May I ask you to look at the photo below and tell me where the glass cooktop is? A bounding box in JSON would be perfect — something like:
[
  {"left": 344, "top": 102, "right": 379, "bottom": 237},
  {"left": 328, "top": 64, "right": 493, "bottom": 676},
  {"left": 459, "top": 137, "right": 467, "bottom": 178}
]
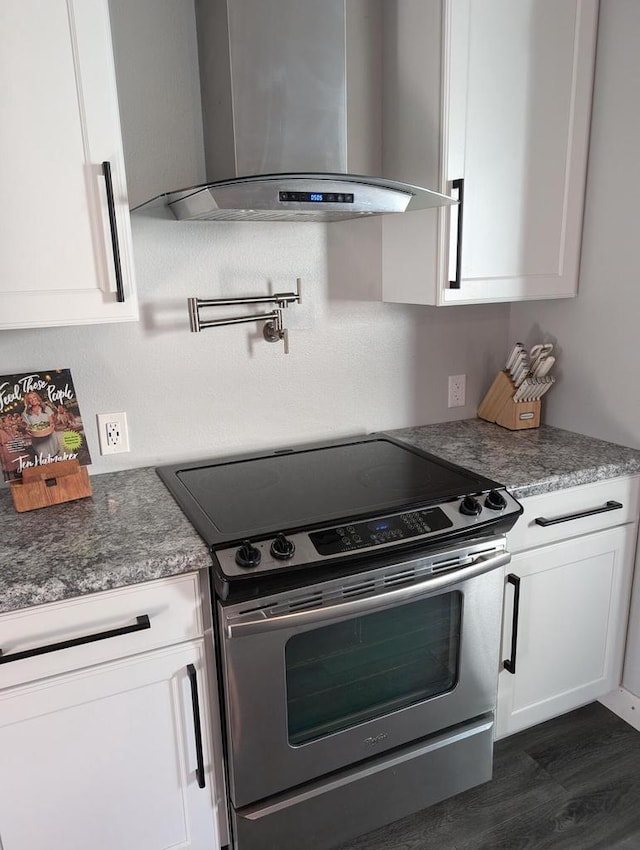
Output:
[{"left": 157, "top": 436, "right": 498, "bottom": 547}]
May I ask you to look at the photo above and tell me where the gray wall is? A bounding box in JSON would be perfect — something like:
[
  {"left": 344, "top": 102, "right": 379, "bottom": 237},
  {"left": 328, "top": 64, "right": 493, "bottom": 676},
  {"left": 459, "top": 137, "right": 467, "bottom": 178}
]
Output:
[
  {"left": 509, "top": 0, "right": 640, "bottom": 451},
  {"left": 0, "top": 0, "right": 509, "bottom": 476}
]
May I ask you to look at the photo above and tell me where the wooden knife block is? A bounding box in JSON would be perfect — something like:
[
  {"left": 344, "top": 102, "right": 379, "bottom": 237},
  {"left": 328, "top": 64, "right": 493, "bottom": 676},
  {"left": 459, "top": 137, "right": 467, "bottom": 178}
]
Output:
[
  {"left": 477, "top": 370, "right": 541, "bottom": 431},
  {"left": 9, "top": 459, "right": 92, "bottom": 512}
]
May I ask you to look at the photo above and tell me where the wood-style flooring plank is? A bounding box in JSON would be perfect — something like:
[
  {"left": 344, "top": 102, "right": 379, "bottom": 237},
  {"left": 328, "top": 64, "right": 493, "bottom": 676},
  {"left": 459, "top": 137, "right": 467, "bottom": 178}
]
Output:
[
  {"left": 335, "top": 703, "right": 640, "bottom": 850},
  {"left": 458, "top": 778, "right": 640, "bottom": 850},
  {"left": 519, "top": 704, "right": 640, "bottom": 793}
]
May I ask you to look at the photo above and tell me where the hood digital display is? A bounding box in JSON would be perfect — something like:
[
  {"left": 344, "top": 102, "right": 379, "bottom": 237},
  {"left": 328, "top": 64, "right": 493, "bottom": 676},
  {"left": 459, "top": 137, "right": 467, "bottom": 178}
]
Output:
[{"left": 279, "top": 191, "right": 354, "bottom": 204}]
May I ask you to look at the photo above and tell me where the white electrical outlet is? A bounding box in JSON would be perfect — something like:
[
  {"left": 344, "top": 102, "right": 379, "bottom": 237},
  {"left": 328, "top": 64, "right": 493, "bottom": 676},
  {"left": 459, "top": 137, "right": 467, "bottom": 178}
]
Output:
[
  {"left": 97, "top": 412, "right": 130, "bottom": 455},
  {"left": 448, "top": 374, "right": 466, "bottom": 408}
]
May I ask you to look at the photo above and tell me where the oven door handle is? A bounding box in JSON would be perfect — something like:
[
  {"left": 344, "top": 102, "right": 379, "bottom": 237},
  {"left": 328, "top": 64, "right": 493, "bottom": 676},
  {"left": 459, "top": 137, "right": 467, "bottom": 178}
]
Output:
[{"left": 224, "top": 550, "right": 511, "bottom": 638}]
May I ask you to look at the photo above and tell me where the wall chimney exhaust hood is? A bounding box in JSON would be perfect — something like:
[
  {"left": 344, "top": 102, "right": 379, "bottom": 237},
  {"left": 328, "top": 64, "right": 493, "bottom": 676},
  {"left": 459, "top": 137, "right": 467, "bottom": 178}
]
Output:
[{"left": 136, "top": 0, "right": 455, "bottom": 223}]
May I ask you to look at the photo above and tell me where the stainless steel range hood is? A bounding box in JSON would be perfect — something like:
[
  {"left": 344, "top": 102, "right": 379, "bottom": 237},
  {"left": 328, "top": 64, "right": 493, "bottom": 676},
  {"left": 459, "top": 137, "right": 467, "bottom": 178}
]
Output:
[{"left": 136, "top": 0, "right": 454, "bottom": 222}]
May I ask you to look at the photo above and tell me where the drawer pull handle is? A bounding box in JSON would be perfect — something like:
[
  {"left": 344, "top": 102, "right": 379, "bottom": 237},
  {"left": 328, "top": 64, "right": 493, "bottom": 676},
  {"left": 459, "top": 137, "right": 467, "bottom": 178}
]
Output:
[
  {"left": 503, "top": 574, "right": 521, "bottom": 675},
  {"left": 534, "top": 500, "right": 623, "bottom": 527},
  {"left": 102, "top": 160, "right": 125, "bottom": 303},
  {"left": 187, "top": 664, "right": 206, "bottom": 789},
  {"left": 449, "top": 177, "right": 465, "bottom": 289},
  {"left": 0, "top": 614, "right": 151, "bottom": 664}
]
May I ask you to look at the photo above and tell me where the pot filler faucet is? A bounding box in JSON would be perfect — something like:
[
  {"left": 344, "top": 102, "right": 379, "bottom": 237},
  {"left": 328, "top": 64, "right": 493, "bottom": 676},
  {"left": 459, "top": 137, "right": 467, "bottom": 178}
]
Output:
[{"left": 187, "top": 278, "right": 302, "bottom": 354}]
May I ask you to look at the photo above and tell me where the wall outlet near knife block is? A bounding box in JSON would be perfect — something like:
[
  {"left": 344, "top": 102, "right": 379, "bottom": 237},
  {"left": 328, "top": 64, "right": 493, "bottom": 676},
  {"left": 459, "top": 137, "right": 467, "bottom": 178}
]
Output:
[{"left": 478, "top": 342, "right": 556, "bottom": 431}]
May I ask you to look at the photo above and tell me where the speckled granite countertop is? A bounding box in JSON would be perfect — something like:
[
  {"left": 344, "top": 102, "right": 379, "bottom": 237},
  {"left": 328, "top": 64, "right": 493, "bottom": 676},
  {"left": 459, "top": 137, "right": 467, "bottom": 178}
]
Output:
[
  {"left": 2, "top": 420, "right": 640, "bottom": 616},
  {"left": 0, "top": 467, "right": 211, "bottom": 615},
  {"left": 387, "top": 420, "right": 640, "bottom": 499}
]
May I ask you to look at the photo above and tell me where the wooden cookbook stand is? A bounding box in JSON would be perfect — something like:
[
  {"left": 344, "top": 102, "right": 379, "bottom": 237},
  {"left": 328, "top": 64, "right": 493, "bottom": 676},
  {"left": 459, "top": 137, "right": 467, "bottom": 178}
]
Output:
[
  {"left": 477, "top": 370, "right": 541, "bottom": 431},
  {"left": 10, "top": 458, "right": 92, "bottom": 512}
]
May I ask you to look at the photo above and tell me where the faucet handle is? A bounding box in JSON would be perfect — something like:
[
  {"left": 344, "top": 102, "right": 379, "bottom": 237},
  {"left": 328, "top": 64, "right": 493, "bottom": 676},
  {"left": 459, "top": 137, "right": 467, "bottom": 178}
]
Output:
[{"left": 263, "top": 311, "right": 290, "bottom": 353}]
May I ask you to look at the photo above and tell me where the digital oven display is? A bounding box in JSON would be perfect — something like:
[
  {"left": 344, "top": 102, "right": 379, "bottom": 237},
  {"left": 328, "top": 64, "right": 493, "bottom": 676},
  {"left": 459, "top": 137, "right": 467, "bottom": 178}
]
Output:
[
  {"left": 309, "top": 507, "right": 453, "bottom": 555},
  {"left": 279, "top": 191, "right": 354, "bottom": 204}
]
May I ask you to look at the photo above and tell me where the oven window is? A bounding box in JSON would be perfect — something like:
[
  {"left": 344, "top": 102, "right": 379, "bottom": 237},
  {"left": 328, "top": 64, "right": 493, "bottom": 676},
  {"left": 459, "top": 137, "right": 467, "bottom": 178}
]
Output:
[{"left": 285, "top": 591, "right": 462, "bottom": 745}]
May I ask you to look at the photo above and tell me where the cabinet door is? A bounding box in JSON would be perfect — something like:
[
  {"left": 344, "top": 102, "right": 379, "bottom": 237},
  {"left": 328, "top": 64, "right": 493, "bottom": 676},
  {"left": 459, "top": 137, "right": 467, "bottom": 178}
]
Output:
[
  {"left": 0, "top": 0, "right": 138, "bottom": 329},
  {"left": 0, "top": 642, "right": 221, "bottom": 850},
  {"left": 496, "top": 524, "right": 636, "bottom": 739},
  {"left": 382, "top": 0, "right": 598, "bottom": 306},
  {"left": 441, "top": 0, "right": 598, "bottom": 304}
]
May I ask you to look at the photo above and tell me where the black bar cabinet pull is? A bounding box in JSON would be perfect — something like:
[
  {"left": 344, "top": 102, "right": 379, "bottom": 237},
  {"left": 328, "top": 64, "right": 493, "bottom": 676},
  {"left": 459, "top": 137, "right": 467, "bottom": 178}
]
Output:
[
  {"left": 503, "top": 574, "right": 521, "bottom": 675},
  {"left": 187, "top": 664, "right": 206, "bottom": 789},
  {"left": 535, "top": 500, "right": 623, "bottom": 527},
  {"left": 449, "top": 177, "right": 465, "bottom": 289},
  {"left": 101, "top": 160, "right": 125, "bottom": 303},
  {"left": 0, "top": 614, "right": 151, "bottom": 665}
]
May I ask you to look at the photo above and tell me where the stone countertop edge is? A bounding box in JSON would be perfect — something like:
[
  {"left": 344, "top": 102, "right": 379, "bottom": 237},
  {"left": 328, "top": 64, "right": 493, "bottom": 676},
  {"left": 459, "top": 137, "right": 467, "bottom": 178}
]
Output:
[{"left": 2, "top": 419, "right": 640, "bottom": 616}]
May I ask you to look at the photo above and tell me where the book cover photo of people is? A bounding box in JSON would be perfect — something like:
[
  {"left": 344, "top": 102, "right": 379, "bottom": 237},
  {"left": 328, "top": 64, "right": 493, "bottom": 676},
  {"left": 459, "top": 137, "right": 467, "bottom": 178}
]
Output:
[{"left": 0, "top": 369, "right": 92, "bottom": 482}]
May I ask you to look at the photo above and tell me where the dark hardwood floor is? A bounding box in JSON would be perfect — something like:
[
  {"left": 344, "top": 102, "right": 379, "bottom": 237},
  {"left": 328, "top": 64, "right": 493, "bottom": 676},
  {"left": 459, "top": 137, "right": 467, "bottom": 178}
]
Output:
[{"left": 336, "top": 703, "right": 640, "bottom": 850}]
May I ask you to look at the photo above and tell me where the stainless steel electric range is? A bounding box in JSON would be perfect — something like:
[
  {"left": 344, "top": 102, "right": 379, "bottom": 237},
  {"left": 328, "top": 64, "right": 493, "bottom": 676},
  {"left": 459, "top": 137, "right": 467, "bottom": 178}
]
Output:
[{"left": 157, "top": 433, "right": 523, "bottom": 850}]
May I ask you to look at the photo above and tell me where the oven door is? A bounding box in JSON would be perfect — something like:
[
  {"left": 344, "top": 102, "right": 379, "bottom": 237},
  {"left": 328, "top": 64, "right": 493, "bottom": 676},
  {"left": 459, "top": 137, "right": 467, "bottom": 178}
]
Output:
[{"left": 218, "top": 537, "right": 509, "bottom": 807}]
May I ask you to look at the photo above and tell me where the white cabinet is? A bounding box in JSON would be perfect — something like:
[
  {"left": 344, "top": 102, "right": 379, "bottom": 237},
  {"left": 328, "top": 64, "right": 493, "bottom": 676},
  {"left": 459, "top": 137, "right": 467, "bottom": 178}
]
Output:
[
  {"left": 621, "top": 533, "right": 640, "bottom": 697},
  {"left": 381, "top": 0, "right": 599, "bottom": 306},
  {"left": 496, "top": 476, "right": 640, "bottom": 738},
  {"left": 0, "top": 0, "right": 138, "bottom": 329},
  {"left": 0, "top": 574, "right": 226, "bottom": 850},
  {"left": 497, "top": 525, "right": 636, "bottom": 738}
]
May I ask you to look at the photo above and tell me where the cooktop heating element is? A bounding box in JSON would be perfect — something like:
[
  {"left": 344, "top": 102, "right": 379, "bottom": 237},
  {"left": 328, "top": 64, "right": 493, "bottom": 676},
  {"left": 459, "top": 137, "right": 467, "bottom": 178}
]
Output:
[{"left": 157, "top": 434, "right": 522, "bottom": 598}]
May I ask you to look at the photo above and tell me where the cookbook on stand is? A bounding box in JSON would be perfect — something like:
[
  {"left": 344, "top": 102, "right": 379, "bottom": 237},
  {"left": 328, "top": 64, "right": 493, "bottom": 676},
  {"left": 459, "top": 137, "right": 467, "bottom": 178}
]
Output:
[{"left": 0, "top": 368, "right": 92, "bottom": 511}]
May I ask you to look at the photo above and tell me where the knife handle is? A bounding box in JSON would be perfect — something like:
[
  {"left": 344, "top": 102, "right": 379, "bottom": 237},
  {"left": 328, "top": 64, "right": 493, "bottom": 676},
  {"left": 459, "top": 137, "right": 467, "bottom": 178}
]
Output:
[
  {"left": 533, "top": 356, "right": 555, "bottom": 378},
  {"left": 506, "top": 342, "right": 523, "bottom": 372}
]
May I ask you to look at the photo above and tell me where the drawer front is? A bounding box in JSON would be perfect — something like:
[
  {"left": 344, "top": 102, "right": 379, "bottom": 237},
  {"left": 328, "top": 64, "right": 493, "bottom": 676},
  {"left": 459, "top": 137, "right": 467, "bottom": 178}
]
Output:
[
  {"left": 508, "top": 475, "right": 640, "bottom": 553},
  {"left": 0, "top": 573, "right": 203, "bottom": 689}
]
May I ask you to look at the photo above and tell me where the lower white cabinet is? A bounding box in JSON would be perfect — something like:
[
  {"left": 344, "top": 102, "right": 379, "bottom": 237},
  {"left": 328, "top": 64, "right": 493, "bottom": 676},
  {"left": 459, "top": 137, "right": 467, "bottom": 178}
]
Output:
[
  {"left": 0, "top": 575, "right": 225, "bottom": 850},
  {"left": 497, "top": 476, "right": 640, "bottom": 738}
]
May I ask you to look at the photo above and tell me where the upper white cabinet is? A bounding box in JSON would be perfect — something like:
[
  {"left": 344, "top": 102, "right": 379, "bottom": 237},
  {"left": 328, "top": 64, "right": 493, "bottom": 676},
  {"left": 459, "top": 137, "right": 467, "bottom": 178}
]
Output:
[
  {"left": 382, "top": 0, "right": 599, "bottom": 306},
  {"left": 0, "top": 0, "right": 138, "bottom": 329}
]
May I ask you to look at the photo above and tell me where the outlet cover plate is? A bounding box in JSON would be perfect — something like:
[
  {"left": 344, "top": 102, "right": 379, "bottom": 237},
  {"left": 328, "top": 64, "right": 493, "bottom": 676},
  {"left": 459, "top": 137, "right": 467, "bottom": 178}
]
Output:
[
  {"left": 448, "top": 374, "right": 466, "bottom": 408},
  {"left": 97, "top": 412, "right": 129, "bottom": 455}
]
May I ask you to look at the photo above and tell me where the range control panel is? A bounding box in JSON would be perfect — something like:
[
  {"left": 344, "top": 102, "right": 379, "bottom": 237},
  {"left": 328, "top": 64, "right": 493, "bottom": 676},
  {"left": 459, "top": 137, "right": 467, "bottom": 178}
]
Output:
[
  {"left": 310, "top": 507, "right": 452, "bottom": 555},
  {"left": 214, "top": 489, "right": 523, "bottom": 580}
]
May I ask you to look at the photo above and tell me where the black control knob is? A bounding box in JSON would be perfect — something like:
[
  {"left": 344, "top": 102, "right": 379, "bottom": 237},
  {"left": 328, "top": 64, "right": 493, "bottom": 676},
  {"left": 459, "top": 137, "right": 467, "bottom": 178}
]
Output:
[
  {"left": 459, "top": 495, "right": 482, "bottom": 516},
  {"left": 235, "top": 539, "right": 261, "bottom": 569},
  {"left": 485, "top": 489, "right": 507, "bottom": 511},
  {"left": 270, "top": 532, "right": 295, "bottom": 560}
]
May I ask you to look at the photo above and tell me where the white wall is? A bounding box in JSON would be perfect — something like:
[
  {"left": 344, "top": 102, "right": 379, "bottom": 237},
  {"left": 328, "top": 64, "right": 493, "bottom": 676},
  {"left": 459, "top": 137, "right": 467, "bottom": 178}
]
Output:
[
  {"left": 509, "top": 0, "right": 640, "bottom": 451},
  {"left": 0, "top": 209, "right": 508, "bottom": 474},
  {"left": 0, "top": 0, "right": 510, "bottom": 476},
  {"left": 0, "top": 205, "right": 507, "bottom": 473}
]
